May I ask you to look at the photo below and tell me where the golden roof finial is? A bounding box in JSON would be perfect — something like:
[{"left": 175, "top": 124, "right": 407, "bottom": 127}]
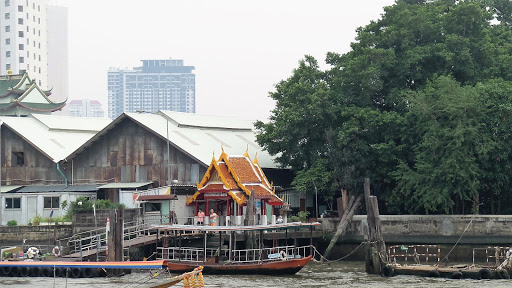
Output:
[
  {"left": 7, "top": 68, "right": 12, "bottom": 79},
  {"left": 243, "top": 145, "right": 250, "bottom": 158}
]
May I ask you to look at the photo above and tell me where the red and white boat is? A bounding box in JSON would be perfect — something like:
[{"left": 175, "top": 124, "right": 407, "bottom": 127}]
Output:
[{"left": 152, "top": 222, "right": 319, "bottom": 275}]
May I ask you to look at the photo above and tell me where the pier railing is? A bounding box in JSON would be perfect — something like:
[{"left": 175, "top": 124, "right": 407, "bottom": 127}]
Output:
[
  {"left": 472, "top": 247, "right": 510, "bottom": 267},
  {"left": 388, "top": 245, "right": 441, "bottom": 265}
]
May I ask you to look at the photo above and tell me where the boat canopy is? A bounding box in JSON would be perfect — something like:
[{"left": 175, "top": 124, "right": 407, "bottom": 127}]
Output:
[{"left": 151, "top": 222, "right": 320, "bottom": 232}]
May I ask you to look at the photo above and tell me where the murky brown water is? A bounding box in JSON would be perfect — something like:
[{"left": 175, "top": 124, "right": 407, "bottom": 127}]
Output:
[{"left": 2, "top": 261, "right": 512, "bottom": 287}]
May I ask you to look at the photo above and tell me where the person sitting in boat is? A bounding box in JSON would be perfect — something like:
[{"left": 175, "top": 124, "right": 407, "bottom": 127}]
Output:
[
  {"left": 209, "top": 209, "right": 218, "bottom": 226},
  {"left": 197, "top": 209, "right": 205, "bottom": 226}
]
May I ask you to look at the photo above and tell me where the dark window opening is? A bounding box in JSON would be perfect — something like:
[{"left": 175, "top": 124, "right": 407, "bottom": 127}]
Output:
[
  {"left": 44, "top": 196, "right": 59, "bottom": 209},
  {"left": 144, "top": 202, "right": 161, "bottom": 212},
  {"left": 12, "top": 152, "right": 24, "bottom": 166},
  {"left": 6, "top": 197, "right": 21, "bottom": 209}
]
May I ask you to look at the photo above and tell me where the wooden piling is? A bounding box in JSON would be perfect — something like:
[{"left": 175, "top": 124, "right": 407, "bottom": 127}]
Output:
[{"left": 364, "top": 178, "right": 387, "bottom": 275}]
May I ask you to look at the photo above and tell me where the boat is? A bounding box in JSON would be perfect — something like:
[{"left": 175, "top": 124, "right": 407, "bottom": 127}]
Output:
[
  {"left": 145, "top": 266, "right": 204, "bottom": 288},
  {"left": 382, "top": 244, "right": 512, "bottom": 279},
  {"left": 0, "top": 260, "right": 169, "bottom": 278},
  {"left": 151, "top": 222, "right": 319, "bottom": 275}
]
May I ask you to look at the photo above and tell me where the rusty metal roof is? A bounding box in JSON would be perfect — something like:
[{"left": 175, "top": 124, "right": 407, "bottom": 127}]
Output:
[
  {"left": 0, "top": 114, "right": 111, "bottom": 162},
  {"left": 125, "top": 111, "right": 278, "bottom": 168}
]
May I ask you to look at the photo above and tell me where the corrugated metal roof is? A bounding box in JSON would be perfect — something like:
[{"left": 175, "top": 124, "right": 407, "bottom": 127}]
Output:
[
  {"left": 63, "top": 184, "right": 101, "bottom": 192},
  {"left": 17, "top": 185, "right": 67, "bottom": 193},
  {"left": 0, "top": 185, "right": 23, "bottom": 193},
  {"left": 0, "top": 114, "right": 111, "bottom": 162},
  {"left": 98, "top": 182, "right": 153, "bottom": 189},
  {"left": 127, "top": 111, "right": 278, "bottom": 168}
]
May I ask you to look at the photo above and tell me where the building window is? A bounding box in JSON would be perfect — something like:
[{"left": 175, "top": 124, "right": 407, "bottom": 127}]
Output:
[
  {"left": 38, "top": 55, "right": 40, "bottom": 61},
  {"left": 33, "top": 28, "right": 35, "bottom": 34},
  {"left": 37, "top": 5, "right": 39, "bottom": 11},
  {"left": 18, "top": 18, "right": 23, "bottom": 24},
  {"left": 5, "top": 51, "right": 10, "bottom": 58},
  {"left": 33, "top": 40, "right": 35, "bottom": 47},
  {"left": 5, "top": 198, "right": 21, "bottom": 209},
  {"left": 19, "top": 44, "right": 24, "bottom": 50},
  {"left": 12, "top": 151, "right": 24, "bottom": 165},
  {"left": 26, "top": 51, "right": 29, "bottom": 57},
  {"left": 26, "top": 26, "right": 29, "bottom": 32},
  {"left": 18, "top": 31, "right": 24, "bottom": 37},
  {"left": 38, "top": 42, "right": 40, "bottom": 48},
  {"left": 5, "top": 0, "right": 9, "bottom": 7},
  {"left": 17, "top": 5, "right": 22, "bottom": 12},
  {"left": 6, "top": 64, "right": 10, "bottom": 70},
  {"left": 5, "top": 12, "right": 9, "bottom": 19},
  {"left": 38, "top": 67, "right": 40, "bottom": 73},
  {"left": 38, "top": 17, "right": 40, "bottom": 24},
  {"left": 38, "top": 80, "right": 40, "bottom": 86},
  {"left": 5, "top": 38, "right": 10, "bottom": 45},
  {"left": 44, "top": 197, "right": 59, "bottom": 209},
  {"left": 37, "top": 30, "right": 39, "bottom": 36},
  {"left": 5, "top": 26, "right": 9, "bottom": 32},
  {"left": 32, "top": 15, "right": 34, "bottom": 22}
]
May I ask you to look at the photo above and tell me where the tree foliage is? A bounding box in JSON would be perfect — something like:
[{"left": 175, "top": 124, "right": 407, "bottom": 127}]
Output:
[{"left": 255, "top": 0, "right": 512, "bottom": 214}]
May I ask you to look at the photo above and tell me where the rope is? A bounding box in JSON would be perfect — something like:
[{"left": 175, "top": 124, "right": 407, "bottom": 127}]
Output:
[
  {"left": 440, "top": 214, "right": 476, "bottom": 263},
  {"left": 312, "top": 242, "right": 366, "bottom": 263}
]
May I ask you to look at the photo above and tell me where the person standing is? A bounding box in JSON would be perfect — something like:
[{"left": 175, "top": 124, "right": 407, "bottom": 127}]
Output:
[
  {"left": 209, "top": 209, "right": 218, "bottom": 226},
  {"left": 197, "top": 209, "right": 205, "bottom": 226}
]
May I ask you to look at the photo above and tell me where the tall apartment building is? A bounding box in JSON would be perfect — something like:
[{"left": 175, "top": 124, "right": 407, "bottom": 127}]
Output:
[
  {"left": 68, "top": 99, "right": 105, "bottom": 118},
  {"left": 46, "top": 2, "right": 68, "bottom": 102},
  {"left": 108, "top": 59, "right": 195, "bottom": 119},
  {"left": 0, "top": 0, "right": 48, "bottom": 88}
]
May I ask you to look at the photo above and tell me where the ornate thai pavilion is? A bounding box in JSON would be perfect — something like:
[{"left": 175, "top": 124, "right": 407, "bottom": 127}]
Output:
[
  {"left": 187, "top": 149, "right": 283, "bottom": 225},
  {"left": 0, "top": 71, "right": 66, "bottom": 116}
]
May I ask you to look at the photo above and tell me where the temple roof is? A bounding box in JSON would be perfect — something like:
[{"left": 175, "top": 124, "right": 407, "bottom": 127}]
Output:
[
  {"left": 0, "top": 73, "right": 64, "bottom": 115},
  {"left": 187, "top": 150, "right": 283, "bottom": 206}
]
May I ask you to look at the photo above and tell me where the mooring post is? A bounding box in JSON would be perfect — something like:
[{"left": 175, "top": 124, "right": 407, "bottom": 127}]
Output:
[{"left": 364, "top": 178, "right": 387, "bottom": 275}]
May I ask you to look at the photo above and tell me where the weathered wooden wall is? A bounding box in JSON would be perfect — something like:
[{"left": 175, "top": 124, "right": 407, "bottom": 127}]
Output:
[
  {"left": 1, "top": 127, "right": 63, "bottom": 185},
  {"left": 63, "top": 118, "right": 207, "bottom": 186}
]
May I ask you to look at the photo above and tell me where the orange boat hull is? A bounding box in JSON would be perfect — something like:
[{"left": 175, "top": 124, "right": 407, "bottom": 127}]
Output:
[{"left": 166, "top": 255, "right": 312, "bottom": 275}]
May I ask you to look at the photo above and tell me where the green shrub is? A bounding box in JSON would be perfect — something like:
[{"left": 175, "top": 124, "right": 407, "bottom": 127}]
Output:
[
  {"left": 64, "top": 197, "right": 125, "bottom": 221},
  {"left": 7, "top": 220, "right": 17, "bottom": 226},
  {"left": 288, "top": 215, "right": 300, "bottom": 222},
  {"left": 297, "top": 211, "right": 310, "bottom": 223}
]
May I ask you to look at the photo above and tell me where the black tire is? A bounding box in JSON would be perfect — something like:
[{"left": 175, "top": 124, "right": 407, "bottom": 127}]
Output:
[
  {"left": 382, "top": 264, "right": 394, "bottom": 277},
  {"left": 70, "top": 267, "right": 81, "bottom": 278},
  {"left": 40, "top": 267, "right": 52, "bottom": 277},
  {"left": 10, "top": 266, "right": 20, "bottom": 277},
  {"left": 81, "top": 267, "right": 95, "bottom": 278},
  {"left": 0, "top": 266, "right": 11, "bottom": 276},
  {"left": 428, "top": 269, "right": 441, "bottom": 278},
  {"left": 19, "top": 266, "right": 30, "bottom": 277},
  {"left": 29, "top": 267, "right": 41, "bottom": 277},
  {"left": 452, "top": 271, "right": 464, "bottom": 279},
  {"left": 54, "top": 267, "right": 65, "bottom": 277},
  {"left": 479, "top": 268, "right": 492, "bottom": 279}
]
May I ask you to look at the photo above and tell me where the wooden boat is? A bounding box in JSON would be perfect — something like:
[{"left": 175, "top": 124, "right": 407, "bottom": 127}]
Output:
[
  {"left": 383, "top": 245, "right": 512, "bottom": 280},
  {"left": 152, "top": 222, "right": 319, "bottom": 275},
  {"left": 146, "top": 266, "right": 204, "bottom": 288}
]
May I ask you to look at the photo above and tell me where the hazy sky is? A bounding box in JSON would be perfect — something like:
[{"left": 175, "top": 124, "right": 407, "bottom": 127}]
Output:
[{"left": 66, "top": 0, "right": 395, "bottom": 121}]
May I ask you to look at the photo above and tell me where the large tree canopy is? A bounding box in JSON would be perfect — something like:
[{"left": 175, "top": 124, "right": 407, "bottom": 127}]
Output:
[{"left": 256, "top": 0, "right": 512, "bottom": 214}]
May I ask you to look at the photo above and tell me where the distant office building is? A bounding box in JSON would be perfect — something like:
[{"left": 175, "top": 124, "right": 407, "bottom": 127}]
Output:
[
  {"left": 0, "top": 0, "right": 49, "bottom": 88},
  {"left": 68, "top": 99, "right": 105, "bottom": 118},
  {"left": 108, "top": 59, "right": 195, "bottom": 119},
  {"left": 46, "top": 2, "right": 68, "bottom": 102}
]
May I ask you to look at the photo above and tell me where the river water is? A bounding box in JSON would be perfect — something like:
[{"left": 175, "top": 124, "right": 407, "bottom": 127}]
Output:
[{"left": 2, "top": 261, "right": 512, "bottom": 288}]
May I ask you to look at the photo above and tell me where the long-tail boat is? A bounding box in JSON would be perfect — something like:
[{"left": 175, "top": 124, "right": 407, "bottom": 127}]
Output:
[{"left": 152, "top": 222, "right": 319, "bottom": 275}]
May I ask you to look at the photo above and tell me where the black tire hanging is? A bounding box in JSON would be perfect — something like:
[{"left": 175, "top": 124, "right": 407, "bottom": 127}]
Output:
[
  {"left": 81, "top": 267, "right": 95, "bottom": 278},
  {"left": 452, "top": 271, "right": 464, "bottom": 279},
  {"left": 40, "top": 267, "right": 52, "bottom": 277},
  {"left": 54, "top": 267, "right": 65, "bottom": 277},
  {"left": 0, "top": 266, "right": 11, "bottom": 276},
  {"left": 19, "top": 266, "right": 30, "bottom": 277},
  {"left": 70, "top": 267, "right": 81, "bottom": 278},
  {"left": 382, "top": 264, "right": 394, "bottom": 277},
  {"left": 479, "top": 268, "right": 492, "bottom": 279},
  {"left": 29, "top": 267, "right": 41, "bottom": 277},
  {"left": 10, "top": 266, "right": 20, "bottom": 277},
  {"left": 428, "top": 269, "right": 441, "bottom": 278}
]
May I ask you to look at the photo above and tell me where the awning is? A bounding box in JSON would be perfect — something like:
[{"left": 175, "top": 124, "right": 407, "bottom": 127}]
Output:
[
  {"left": 0, "top": 185, "right": 23, "bottom": 193},
  {"left": 17, "top": 185, "right": 67, "bottom": 193},
  {"left": 138, "top": 194, "right": 177, "bottom": 201},
  {"left": 98, "top": 182, "right": 153, "bottom": 189}
]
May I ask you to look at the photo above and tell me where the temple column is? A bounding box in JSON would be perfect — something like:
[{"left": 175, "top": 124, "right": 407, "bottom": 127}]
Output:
[{"left": 225, "top": 199, "right": 231, "bottom": 226}]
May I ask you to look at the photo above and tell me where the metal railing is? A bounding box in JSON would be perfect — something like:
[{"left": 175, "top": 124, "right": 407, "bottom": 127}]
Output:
[
  {"left": 388, "top": 245, "right": 441, "bottom": 265},
  {"left": 156, "top": 245, "right": 314, "bottom": 263},
  {"left": 472, "top": 247, "right": 510, "bottom": 267}
]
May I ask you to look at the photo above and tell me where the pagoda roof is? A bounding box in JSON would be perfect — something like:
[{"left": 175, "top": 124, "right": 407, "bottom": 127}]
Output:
[
  {"left": 0, "top": 73, "right": 53, "bottom": 98},
  {"left": 187, "top": 150, "right": 283, "bottom": 206}
]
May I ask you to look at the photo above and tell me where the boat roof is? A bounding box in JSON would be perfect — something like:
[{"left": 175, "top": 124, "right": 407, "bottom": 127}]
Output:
[{"left": 151, "top": 222, "right": 320, "bottom": 232}]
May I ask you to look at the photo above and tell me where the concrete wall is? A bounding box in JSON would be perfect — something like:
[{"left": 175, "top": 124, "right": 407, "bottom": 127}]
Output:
[
  {"left": 320, "top": 215, "right": 512, "bottom": 244},
  {"left": 0, "top": 224, "right": 73, "bottom": 243}
]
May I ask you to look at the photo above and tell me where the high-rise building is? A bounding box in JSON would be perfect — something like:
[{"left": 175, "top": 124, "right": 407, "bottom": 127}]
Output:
[
  {"left": 0, "top": 0, "right": 48, "bottom": 88},
  {"left": 108, "top": 59, "right": 195, "bottom": 119},
  {"left": 68, "top": 99, "right": 105, "bottom": 118},
  {"left": 46, "top": 2, "right": 68, "bottom": 103}
]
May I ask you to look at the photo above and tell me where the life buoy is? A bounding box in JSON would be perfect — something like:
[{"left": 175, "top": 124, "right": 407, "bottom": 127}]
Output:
[
  {"left": 280, "top": 250, "right": 287, "bottom": 260},
  {"left": 52, "top": 246, "right": 61, "bottom": 257}
]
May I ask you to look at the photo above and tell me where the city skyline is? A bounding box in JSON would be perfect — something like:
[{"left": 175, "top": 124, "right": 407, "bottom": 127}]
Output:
[{"left": 65, "top": 1, "right": 394, "bottom": 121}]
